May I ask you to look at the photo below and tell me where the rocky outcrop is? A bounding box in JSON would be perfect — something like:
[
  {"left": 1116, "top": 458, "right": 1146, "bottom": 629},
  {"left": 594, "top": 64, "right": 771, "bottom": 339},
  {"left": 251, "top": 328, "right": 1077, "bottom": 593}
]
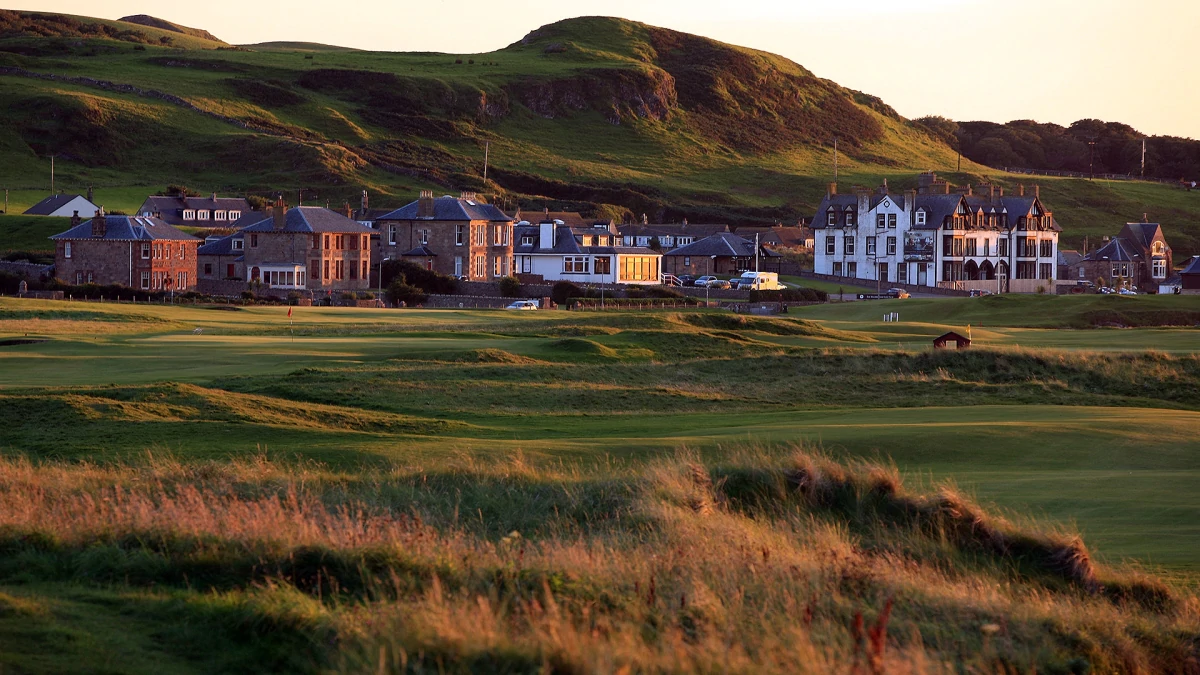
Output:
[{"left": 507, "top": 67, "right": 677, "bottom": 124}]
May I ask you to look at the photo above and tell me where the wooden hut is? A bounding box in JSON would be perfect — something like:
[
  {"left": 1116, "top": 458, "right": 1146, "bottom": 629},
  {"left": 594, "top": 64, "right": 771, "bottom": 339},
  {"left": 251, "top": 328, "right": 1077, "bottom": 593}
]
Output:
[{"left": 933, "top": 331, "right": 971, "bottom": 349}]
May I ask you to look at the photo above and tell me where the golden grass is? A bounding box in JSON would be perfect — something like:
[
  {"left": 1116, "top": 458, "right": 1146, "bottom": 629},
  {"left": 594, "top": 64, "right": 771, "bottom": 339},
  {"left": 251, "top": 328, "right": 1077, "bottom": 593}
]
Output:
[{"left": 0, "top": 449, "right": 1194, "bottom": 673}]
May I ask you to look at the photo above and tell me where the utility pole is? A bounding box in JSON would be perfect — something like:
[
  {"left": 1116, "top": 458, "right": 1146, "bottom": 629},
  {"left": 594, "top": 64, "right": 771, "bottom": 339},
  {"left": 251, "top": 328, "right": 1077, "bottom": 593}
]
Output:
[
  {"left": 50, "top": 155, "right": 55, "bottom": 194},
  {"left": 483, "top": 141, "right": 490, "bottom": 184},
  {"left": 833, "top": 138, "right": 838, "bottom": 183},
  {"left": 297, "top": 188, "right": 302, "bottom": 206},
  {"left": 3, "top": 189, "right": 7, "bottom": 215},
  {"left": 957, "top": 151, "right": 961, "bottom": 173},
  {"left": 1141, "top": 138, "right": 1146, "bottom": 178},
  {"left": 1088, "top": 140, "right": 1097, "bottom": 179}
]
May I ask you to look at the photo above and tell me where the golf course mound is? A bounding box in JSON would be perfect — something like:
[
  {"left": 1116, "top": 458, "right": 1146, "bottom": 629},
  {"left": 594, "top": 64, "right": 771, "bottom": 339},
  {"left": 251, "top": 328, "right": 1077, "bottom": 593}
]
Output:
[{"left": 545, "top": 338, "right": 620, "bottom": 358}]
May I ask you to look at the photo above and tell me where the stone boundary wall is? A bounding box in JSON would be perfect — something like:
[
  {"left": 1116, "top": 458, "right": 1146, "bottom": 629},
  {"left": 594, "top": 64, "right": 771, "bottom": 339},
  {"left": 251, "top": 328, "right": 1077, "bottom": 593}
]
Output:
[
  {"left": 424, "top": 294, "right": 544, "bottom": 309},
  {"left": 796, "top": 271, "right": 971, "bottom": 297}
]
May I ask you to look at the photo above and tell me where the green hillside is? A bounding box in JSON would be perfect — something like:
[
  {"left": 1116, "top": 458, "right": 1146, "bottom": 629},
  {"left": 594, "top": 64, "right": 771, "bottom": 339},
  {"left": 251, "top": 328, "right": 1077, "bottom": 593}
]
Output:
[{"left": 1, "top": 12, "right": 1198, "bottom": 256}]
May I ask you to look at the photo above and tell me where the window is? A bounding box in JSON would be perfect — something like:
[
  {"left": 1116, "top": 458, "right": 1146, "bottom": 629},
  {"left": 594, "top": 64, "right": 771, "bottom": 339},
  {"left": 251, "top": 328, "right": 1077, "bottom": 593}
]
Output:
[
  {"left": 999, "top": 239, "right": 1009, "bottom": 257},
  {"left": 521, "top": 234, "right": 535, "bottom": 246},
  {"left": 75, "top": 271, "right": 83, "bottom": 284},
  {"left": 826, "top": 209, "right": 836, "bottom": 226},
  {"left": 981, "top": 239, "right": 990, "bottom": 257},
  {"left": 250, "top": 234, "right": 259, "bottom": 248},
  {"left": 177, "top": 271, "right": 187, "bottom": 289},
  {"left": 844, "top": 237, "right": 855, "bottom": 255},
  {"left": 943, "top": 236, "right": 964, "bottom": 257},
  {"left": 1017, "top": 261, "right": 1036, "bottom": 279},
  {"left": 619, "top": 256, "right": 658, "bottom": 282},
  {"left": 388, "top": 224, "right": 397, "bottom": 246},
  {"left": 336, "top": 235, "right": 344, "bottom": 250},
  {"left": 204, "top": 263, "right": 213, "bottom": 275},
  {"left": 888, "top": 214, "right": 897, "bottom": 228},
  {"left": 887, "top": 237, "right": 896, "bottom": 256},
  {"left": 363, "top": 235, "right": 368, "bottom": 250},
  {"left": 965, "top": 239, "right": 977, "bottom": 257},
  {"left": 594, "top": 256, "right": 611, "bottom": 275},
  {"left": 214, "top": 211, "right": 227, "bottom": 221},
  {"left": 310, "top": 260, "right": 320, "bottom": 282},
  {"left": 362, "top": 261, "right": 368, "bottom": 279},
  {"left": 876, "top": 213, "right": 886, "bottom": 229},
  {"left": 454, "top": 256, "right": 463, "bottom": 276},
  {"left": 1018, "top": 237, "right": 1037, "bottom": 257},
  {"left": 228, "top": 211, "right": 240, "bottom": 220},
  {"left": 825, "top": 237, "right": 836, "bottom": 255},
  {"left": 845, "top": 210, "right": 855, "bottom": 226},
  {"left": 64, "top": 242, "right": 72, "bottom": 259},
  {"left": 563, "top": 256, "right": 590, "bottom": 273},
  {"left": 323, "top": 260, "right": 329, "bottom": 280},
  {"left": 866, "top": 237, "right": 876, "bottom": 256},
  {"left": 233, "top": 238, "right": 244, "bottom": 251},
  {"left": 494, "top": 256, "right": 502, "bottom": 277},
  {"left": 1039, "top": 263, "right": 1053, "bottom": 280},
  {"left": 684, "top": 256, "right": 691, "bottom": 266},
  {"left": 350, "top": 262, "right": 358, "bottom": 280},
  {"left": 1152, "top": 241, "right": 1166, "bottom": 256},
  {"left": 1153, "top": 259, "right": 1167, "bottom": 278},
  {"left": 183, "top": 210, "right": 195, "bottom": 220},
  {"left": 140, "top": 272, "right": 149, "bottom": 289},
  {"left": 847, "top": 262, "right": 858, "bottom": 277},
  {"left": 915, "top": 210, "right": 926, "bottom": 226},
  {"left": 419, "top": 229, "right": 430, "bottom": 245},
  {"left": 197, "top": 210, "right": 209, "bottom": 221},
  {"left": 455, "top": 225, "right": 465, "bottom": 246},
  {"left": 897, "top": 264, "right": 907, "bottom": 284},
  {"left": 878, "top": 262, "right": 889, "bottom": 282},
  {"left": 473, "top": 225, "right": 486, "bottom": 247},
  {"left": 141, "top": 243, "right": 150, "bottom": 260},
  {"left": 1039, "top": 240, "right": 1053, "bottom": 258},
  {"left": 323, "top": 234, "right": 330, "bottom": 250},
  {"left": 473, "top": 255, "right": 486, "bottom": 278},
  {"left": 178, "top": 245, "right": 185, "bottom": 260},
  {"left": 833, "top": 262, "right": 842, "bottom": 276}
]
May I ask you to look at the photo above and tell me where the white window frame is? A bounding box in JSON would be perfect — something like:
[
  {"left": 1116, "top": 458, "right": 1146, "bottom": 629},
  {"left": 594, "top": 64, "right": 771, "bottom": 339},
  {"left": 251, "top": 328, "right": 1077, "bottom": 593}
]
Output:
[
  {"left": 141, "top": 272, "right": 150, "bottom": 289},
  {"left": 915, "top": 210, "right": 926, "bottom": 226},
  {"left": 563, "top": 256, "right": 590, "bottom": 273},
  {"left": 228, "top": 211, "right": 241, "bottom": 220},
  {"left": 197, "top": 210, "right": 210, "bottom": 221},
  {"left": 141, "top": 243, "right": 151, "bottom": 260},
  {"left": 214, "top": 211, "right": 227, "bottom": 221},
  {"left": 388, "top": 224, "right": 397, "bottom": 246},
  {"left": 233, "top": 238, "right": 244, "bottom": 250},
  {"left": 183, "top": 210, "right": 196, "bottom": 221},
  {"left": 64, "top": 242, "right": 72, "bottom": 259},
  {"left": 1152, "top": 259, "right": 1167, "bottom": 279}
]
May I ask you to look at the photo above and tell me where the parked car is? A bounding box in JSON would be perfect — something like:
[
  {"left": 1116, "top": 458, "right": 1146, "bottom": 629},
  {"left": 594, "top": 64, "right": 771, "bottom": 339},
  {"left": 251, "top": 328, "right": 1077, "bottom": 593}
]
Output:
[
  {"left": 886, "top": 288, "right": 910, "bottom": 299},
  {"left": 709, "top": 280, "right": 732, "bottom": 289},
  {"left": 695, "top": 275, "right": 718, "bottom": 287},
  {"left": 675, "top": 275, "right": 696, "bottom": 287},
  {"left": 1099, "top": 286, "right": 1115, "bottom": 294},
  {"left": 1118, "top": 288, "right": 1138, "bottom": 296},
  {"left": 968, "top": 289, "right": 992, "bottom": 297},
  {"left": 505, "top": 300, "right": 538, "bottom": 310}
]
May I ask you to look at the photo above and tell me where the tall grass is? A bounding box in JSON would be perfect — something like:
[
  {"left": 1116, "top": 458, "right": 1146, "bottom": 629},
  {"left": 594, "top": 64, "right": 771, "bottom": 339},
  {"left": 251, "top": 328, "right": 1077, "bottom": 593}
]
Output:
[{"left": 0, "top": 449, "right": 1194, "bottom": 673}]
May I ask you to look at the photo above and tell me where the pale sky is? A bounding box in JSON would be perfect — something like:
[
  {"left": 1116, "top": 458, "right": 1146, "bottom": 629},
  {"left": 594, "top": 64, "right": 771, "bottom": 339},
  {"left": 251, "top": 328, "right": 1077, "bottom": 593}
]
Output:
[{"left": 14, "top": 0, "right": 1200, "bottom": 138}]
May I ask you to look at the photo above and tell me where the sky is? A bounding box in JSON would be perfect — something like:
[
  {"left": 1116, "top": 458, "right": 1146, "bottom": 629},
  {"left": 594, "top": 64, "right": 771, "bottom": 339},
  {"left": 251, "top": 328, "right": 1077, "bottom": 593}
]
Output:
[{"left": 14, "top": 0, "right": 1200, "bottom": 138}]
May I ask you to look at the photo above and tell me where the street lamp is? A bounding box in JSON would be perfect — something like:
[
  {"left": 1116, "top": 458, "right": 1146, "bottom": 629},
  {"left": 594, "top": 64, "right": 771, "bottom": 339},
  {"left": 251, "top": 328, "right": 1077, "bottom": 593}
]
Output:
[
  {"left": 377, "top": 257, "right": 392, "bottom": 293},
  {"left": 707, "top": 255, "right": 716, "bottom": 307}
]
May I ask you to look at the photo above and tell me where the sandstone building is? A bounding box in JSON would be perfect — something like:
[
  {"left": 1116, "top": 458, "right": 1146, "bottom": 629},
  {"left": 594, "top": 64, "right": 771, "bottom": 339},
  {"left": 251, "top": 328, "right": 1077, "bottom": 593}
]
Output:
[
  {"left": 374, "top": 191, "right": 513, "bottom": 280},
  {"left": 51, "top": 212, "right": 200, "bottom": 290}
]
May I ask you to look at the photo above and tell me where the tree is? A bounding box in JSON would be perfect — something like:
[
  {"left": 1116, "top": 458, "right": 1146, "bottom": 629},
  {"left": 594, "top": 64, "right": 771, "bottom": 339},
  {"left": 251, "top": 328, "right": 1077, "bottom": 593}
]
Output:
[
  {"left": 498, "top": 276, "right": 522, "bottom": 298},
  {"left": 551, "top": 281, "right": 580, "bottom": 305},
  {"left": 386, "top": 277, "right": 428, "bottom": 307}
]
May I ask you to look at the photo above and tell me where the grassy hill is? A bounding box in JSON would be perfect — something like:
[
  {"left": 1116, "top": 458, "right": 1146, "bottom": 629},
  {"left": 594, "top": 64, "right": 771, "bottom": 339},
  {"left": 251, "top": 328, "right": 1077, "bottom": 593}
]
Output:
[
  {"left": 0, "top": 298, "right": 1198, "bottom": 672},
  {"left": 1, "top": 12, "right": 1199, "bottom": 256}
]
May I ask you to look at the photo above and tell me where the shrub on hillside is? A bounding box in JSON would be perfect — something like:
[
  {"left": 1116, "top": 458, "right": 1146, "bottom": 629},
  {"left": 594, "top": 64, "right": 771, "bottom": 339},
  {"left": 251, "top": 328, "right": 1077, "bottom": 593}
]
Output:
[{"left": 498, "top": 276, "right": 522, "bottom": 298}]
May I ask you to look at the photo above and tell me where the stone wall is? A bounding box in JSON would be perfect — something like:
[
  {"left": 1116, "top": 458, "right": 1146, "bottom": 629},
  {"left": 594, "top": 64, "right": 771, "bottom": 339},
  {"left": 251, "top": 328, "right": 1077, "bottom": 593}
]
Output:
[{"left": 424, "top": 294, "right": 534, "bottom": 309}]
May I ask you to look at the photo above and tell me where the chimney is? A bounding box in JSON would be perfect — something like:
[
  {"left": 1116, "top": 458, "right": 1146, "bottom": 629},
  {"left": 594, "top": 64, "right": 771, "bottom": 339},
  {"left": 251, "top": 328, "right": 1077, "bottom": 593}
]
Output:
[
  {"left": 878, "top": 179, "right": 889, "bottom": 195},
  {"left": 211, "top": 192, "right": 217, "bottom": 201},
  {"left": 966, "top": 183, "right": 973, "bottom": 196},
  {"left": 943, "top": 182, "right": 951, "bottom": 194},
  {"left": 1142, "top": 213, "right": 1149, "bottom": 223},
  {"left": 1018, "top": 185, "right": 1025, "bottom": 197},
  {"left": 417, "top": 190, "right": 434, "bottom": 219},
  {"left": 1033, "top": 185, "right": 1040, "bottom": 198},
  {"left": 906, "top": 189, "right": 917, "bottom": 214},
  {"left": 91, "top": 209, "right": 106, "bottom": 238},
  {"left": 988, "top": 185, "right": 996, "bottom": 201},
  {"left": 361, "top": 189, "right": 369, "bottom": 215},
  {"left": 273, "top": 195, "right": 287, "bottom": 230},
  {"left": 460, "top": 191, "right": 477, "bottom": 202},
  {"left": 918, "top": 171, "right": 937, "bottom": 193},
  {"left": 86, "top": 185, "right": 94, "bottom": 203},
  {"left": 681, "top": 218, "right": 688, "bottom": 228},
  {"left": 71, "top": 210, "right": 81, "bottom": 227},
  {"left": 344, "top": 203, "right": 354, "bottom": 220},
  {"left": 827, "top": 182, "right": 837, "bottom": 197},
  {"left": 998, "top": 187, "right": 1004, "bottom": 197}
]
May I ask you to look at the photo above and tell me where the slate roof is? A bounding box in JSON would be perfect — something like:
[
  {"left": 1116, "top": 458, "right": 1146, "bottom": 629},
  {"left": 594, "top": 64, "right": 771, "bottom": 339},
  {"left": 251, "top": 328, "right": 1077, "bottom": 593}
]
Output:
[
  {"left": 1057, "top": 249, "right": 1084, "bottom": 267},
  {"left": 23, "top": 194, "right": 95, "bottom": 216},
  {"left": 618, "top": 223, "right": 730, "bottom": 239},
  {"left": 1084, "top": 237, "right": 1142, "bottom": 263},
  {"left": 196, "top": 233, "right": 244, "bottom": 256},
  {"left": 514, "top": 209, "right": 598, "bottom": 228},
  {"left": 512, "top": 224, "right": 656, "bottom": 256},
  {"left": 50, "top": 216, "right": 199, "bottom": 242},
  {"left": 239, "top": 207, "right": 373, "bottom": 234},
  {"left": 401, "top": 245, "right": 437, "bottom": 257},
  {"left": 912, "top": 194, "right": 970, "bottom": 231},
  {"left": 227, "top": 211, "right": 266, "bottom": 230},
  {"left": 377, "top": 196, "right": 511, "bottom": 222},
  {"left": 661, "top": 233, "right": 781, "bottom": 258},
  {"left": 1121, "top": 222, "right": 1164, "bottom": 250},
  {"left": 142, "top": 195, "right": 252, "bottom": 212},
  {"left": 1180, "top": 256, "right": 1200, "bottom": 276}
]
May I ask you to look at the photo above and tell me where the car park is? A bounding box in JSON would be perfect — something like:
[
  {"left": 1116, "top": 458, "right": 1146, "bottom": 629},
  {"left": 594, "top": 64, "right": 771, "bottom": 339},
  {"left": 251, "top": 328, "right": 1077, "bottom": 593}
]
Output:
[{"left": 505, "top": 300, "right": 539, "bottom": 310}]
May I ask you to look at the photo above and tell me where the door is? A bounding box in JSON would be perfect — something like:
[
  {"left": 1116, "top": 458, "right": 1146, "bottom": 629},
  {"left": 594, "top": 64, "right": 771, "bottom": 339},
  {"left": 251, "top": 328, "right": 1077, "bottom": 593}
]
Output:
[{"left": 917, "top": 264, "right": 927, "bottom": 286}]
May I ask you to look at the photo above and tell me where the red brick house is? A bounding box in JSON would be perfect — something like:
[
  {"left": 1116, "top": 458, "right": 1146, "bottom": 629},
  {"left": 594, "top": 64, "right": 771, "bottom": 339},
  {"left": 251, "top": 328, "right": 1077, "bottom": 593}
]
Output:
[
  {"left": 51, "top": 212, "right": 200, "bottom": 290},
  {"left": 1067, "top": 220, "right": 1174, "bottom": 291},
  {"left": 374, "top": 191, "right": 513, "bottom": 280}
]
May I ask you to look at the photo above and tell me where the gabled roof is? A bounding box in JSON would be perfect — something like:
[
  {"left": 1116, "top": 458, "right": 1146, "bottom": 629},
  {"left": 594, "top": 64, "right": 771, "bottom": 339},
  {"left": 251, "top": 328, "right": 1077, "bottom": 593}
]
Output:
[
  {"left": 514, "top": 209, "right": 597, "bottom": 228},
  {"left": 1057, "top": 249, "right": 1083, "bottom": 267},
  {"left": 512, "top": 224, "right": 656, "bottom": 256},
  {"left": 1180, "top": 256, "right": 1200, "bottom": 276},
  {"left": 401, "top": 245, "right": 437, "bottom": 257},
  {"left": 378, "top": 196, "right": 512, "bottom": 222},
  {"left": 1120, "top": 222, "right": 1165, "bottom": 250},
  {"left": 140, "top": 195, "right": 253, "bottom": 212},
  {"left": 50, "top": 216, "right": 199, "bottom": 242},
  {"left": 912, "top": 194, "right": 970, "bottom": 230},
  {"left": 662, "top": 232, "right": 781, "bottom": 258},
  {"left": 239, "top": 207, "right": 373, "bottom": 234},
  {"left": 1084, "top": 237, "right": 1142, "bottom": 263},
  {"left": 228, "top": 211, "right": 266, "bottom": 230},
  {"left": 197, "top": 232, "right": 244, "bottom": 256},
  {"left": 23, "top": 194, "right": 96, "bottom": 216}
]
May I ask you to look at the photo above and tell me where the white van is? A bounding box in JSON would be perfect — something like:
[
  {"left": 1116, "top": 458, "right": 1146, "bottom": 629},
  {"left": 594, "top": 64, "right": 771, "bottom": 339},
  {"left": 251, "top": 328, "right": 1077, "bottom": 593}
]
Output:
[{"left": 735, "top": 271, "right": 784, "bottom": 290}]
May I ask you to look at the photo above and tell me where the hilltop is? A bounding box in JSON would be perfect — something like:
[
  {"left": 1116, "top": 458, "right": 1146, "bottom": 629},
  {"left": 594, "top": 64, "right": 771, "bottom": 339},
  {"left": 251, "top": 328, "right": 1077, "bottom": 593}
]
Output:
[
  {"left": 117, "top": 14, "right": 227, "bottom": 45},
  {"left": 1, "top": 13, "right": 1199, "bottom": 254}
]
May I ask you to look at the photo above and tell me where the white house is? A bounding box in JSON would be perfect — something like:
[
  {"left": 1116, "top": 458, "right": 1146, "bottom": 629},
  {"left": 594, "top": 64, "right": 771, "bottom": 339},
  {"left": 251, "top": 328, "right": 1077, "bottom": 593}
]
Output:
[
  {"left": 811, "top": 173, "right": 1060, "bottom": 293},
  {"left": 513, "top": 220, "right": 662, "bottom": 285},
  {"left": 23, "top": 194, "right": 101, "bottom": 218}
]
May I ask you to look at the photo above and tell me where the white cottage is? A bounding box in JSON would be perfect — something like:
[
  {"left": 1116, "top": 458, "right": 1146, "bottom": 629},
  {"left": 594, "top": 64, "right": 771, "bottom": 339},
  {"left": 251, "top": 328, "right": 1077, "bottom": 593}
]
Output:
[
  {"left": 23, "top": 194, "right": 101, "bottom": 218},
  {"left": 513, "top": 220, "right": 662, "bottom": 285}
]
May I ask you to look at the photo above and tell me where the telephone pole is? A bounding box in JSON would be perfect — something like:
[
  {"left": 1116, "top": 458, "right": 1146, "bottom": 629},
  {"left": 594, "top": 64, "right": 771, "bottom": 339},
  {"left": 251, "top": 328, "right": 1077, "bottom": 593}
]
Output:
[
  {"left": 833, "top": 138, "right": 838, "bottom": 183},
  {"left": 1141, "top": 138, "right": 1146, "bottom": 178},
  {"left": 483, "top": 141, "right": 490, "bottom": 184},
  {"left": 1088, "top": 140, "right": 1097, "bottom": 179},
  {"left": 50, "top": 155, "right": 55, "bottom": 194}
]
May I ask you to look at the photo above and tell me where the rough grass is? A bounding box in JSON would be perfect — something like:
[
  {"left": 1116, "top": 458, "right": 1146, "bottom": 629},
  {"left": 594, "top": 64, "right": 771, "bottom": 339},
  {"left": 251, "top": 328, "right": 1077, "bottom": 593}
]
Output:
[{"left": 0, "top": 450, "right": 1194, "bottom": 674}]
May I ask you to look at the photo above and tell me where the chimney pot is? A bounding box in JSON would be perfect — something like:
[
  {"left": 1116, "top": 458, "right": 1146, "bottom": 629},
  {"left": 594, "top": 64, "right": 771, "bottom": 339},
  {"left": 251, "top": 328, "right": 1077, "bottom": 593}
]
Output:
[
  {"left": 828, "top": 182, "right": 837, "bottom": 196},
  {"left": 273, "top": 195, "right": 287, "bottom": 230},
  {"left": 1018, "top": 185, "right": 1025, "bottom": 197},
  {"left": 1033, "top": 185, "right": 1040, "bottom": 198},
  {"left": 91, "top": 210, "right": 106, "bottom": 238},
  {"left": 417, "top": 190, "right": 435, "bottom": 218}
]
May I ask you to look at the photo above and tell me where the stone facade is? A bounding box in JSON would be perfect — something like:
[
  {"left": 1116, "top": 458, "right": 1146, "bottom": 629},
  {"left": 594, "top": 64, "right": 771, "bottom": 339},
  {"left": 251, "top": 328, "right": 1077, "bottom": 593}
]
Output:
[
  {"left": 52, "top": 213, "right": 200, "bottom": 290},
  {"left": 375, "top": 191, "right": 514, "bottom": 281},
  {"left": 239, "top": 204, "right": 373, "bottom": 293}
]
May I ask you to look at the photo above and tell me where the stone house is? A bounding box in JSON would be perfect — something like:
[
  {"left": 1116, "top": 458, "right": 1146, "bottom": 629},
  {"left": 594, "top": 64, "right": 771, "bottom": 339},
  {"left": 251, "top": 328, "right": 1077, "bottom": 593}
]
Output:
[
  {"left": 237, "top": 201, "right": 373, "bottom": 293},
  {"left": 50, "top": 211, "right": 200, "bottom": 290},
  {"left": 374, "top": 191, "right": 514, "bottom": 281},
  {"left": 1068, "top": 220, "right": 1174, "bottom": 291},
  {"left": 196, "top": 232, "right": 246, "bottom": 284},
  {"left": 512, "top": 219, "right": 661, "bottom": 285},
  {"left": 137, "top": 194, "right": 252, "bottom": 227},
  {"left": 661, "top": 233, "right": 781, "bottom": 277}
]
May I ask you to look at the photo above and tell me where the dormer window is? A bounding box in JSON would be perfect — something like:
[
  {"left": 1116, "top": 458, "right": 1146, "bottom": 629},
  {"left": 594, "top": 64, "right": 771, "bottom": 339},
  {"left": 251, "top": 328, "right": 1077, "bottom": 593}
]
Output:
[
  {"left": 826, "top": 209, "right": 836, "bottom": 226},
  {"left": 232, "top": 238, "right": 244, "bottom": 250},
  {"left": 1152, "top": 241, "right": 1166, "bottom": 256},
  {"left": 915, "top": 210, "right": 926, "bottom": 226},
  {"left": 183, "top": 210, "right": 196, "bottom": 221},
  {"left": 214, "top": 211, "right": 227, "bottom": 221},
  {"left": 521, "top": 234, "right": 535, "bottom": 246},
  {"left": 845, "top": 209, "right": 855, "bottom": 226},
  {"left": 228, "top": 211, "right": 240, "bottom": 220}
]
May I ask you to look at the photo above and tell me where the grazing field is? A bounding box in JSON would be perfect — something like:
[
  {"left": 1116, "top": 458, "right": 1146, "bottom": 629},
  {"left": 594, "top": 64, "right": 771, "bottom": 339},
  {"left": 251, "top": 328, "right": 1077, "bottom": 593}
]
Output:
[{"left": 0, "top": 296, "right": 1198, "bottom": 673}]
